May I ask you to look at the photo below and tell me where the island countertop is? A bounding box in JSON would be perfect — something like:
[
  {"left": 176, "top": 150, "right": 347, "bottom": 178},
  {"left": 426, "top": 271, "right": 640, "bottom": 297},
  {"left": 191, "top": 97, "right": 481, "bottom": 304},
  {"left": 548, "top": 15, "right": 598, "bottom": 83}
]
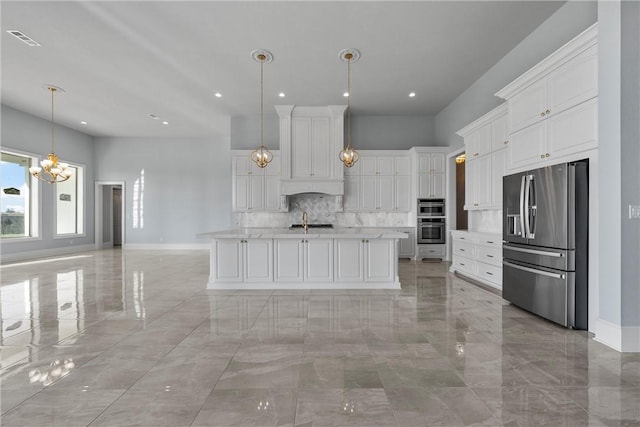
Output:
[{"left": 197, "top": 227, "right": 409, "bottom": 240}]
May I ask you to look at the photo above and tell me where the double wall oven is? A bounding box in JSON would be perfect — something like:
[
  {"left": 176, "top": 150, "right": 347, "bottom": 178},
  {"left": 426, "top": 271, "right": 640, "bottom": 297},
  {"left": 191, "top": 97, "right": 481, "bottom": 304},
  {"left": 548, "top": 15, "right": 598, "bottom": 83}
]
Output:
[{"left": 417, "top": 199, "right": 445, "bottom": 244}]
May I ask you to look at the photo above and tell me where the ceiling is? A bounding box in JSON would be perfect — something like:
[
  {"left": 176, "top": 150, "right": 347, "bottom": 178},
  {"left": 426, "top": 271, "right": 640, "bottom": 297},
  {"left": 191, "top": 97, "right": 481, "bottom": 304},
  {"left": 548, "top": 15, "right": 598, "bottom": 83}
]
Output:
[{"left": 1, "top": 1, "right": 565, "bottom": 138}]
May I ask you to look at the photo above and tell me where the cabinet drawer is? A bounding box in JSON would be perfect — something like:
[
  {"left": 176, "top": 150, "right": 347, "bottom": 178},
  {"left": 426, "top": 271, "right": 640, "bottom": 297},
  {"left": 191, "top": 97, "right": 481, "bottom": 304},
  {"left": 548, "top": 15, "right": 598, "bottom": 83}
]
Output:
[
  {"left": 478, "top": 246, "right": 502, "bottom": 267},
  {"left": 454, "top": 257, "right": 477, "bottom": 276},
  {"left": 452, "top": 233, "right": 477, "bottom": 244},
  {"left": 478, "top": 263, "right": 502, "bottom": 287},
  {"left": 453, "top": 241, "right": 476, "bottom": 258},
  {"left": 418, "top": 245, "right": 445, "bottom": 258}
]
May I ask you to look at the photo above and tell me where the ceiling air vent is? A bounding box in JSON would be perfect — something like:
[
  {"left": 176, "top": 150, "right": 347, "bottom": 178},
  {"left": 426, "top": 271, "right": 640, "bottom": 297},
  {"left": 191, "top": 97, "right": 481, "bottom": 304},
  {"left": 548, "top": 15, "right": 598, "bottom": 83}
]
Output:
[{"left": 6, "top": 30, "right": 40, "bottom": 47}]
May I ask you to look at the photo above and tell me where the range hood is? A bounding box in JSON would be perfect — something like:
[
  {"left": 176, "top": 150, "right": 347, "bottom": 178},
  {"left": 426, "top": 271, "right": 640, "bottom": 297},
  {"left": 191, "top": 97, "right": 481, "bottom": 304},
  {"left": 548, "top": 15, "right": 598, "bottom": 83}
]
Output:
[
  {"left": 275, "top": 105, "right": 347, "bottom": 197},
  {"left": 280, "top": 179, "right": 344, "bottom": 196}
]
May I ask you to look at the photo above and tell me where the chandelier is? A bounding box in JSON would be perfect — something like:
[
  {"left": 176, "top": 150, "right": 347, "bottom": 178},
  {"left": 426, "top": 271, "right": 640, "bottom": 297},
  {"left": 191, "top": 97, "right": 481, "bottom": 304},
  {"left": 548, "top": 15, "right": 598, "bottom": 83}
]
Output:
[
  {"left": 29, "top": 86, "right": 74, "bottom": 184},
  {"left": 338, "top": 48, "right": 361, "bottom": 168},
  {"left": 250, "top": 49, "right": 274, "bottom": 168}
]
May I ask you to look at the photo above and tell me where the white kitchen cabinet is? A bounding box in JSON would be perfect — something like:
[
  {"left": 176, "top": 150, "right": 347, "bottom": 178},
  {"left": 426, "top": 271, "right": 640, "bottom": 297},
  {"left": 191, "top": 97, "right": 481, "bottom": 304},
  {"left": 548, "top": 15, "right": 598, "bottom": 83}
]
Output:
[
  {"left": 450, "top": 231, "right": 502, "bottom": 290},
  {"left": 232, "top": 152, "right": 282, "bottom": 212},
  {"left": 417, "top": 244, "right": 445, "bottom": 260},
  {"left": 343, "top": 176, "right": 360, "bottom": 212},
  {"left": 417, "top": 153, "right": 445, "bottom": 174},
  {"left": 466, "top": 123, "right": 492, "bottom": 160},
  {"left": 464, "top": 154, "right": 491, "bottom": 210},
  {"left": 394, "top": 175, "right": 412, "bottom": 212},
  {"left": 490, "top": 148, "right": 507, "bottom": 209},
  {"left": 334, "top": 238, "right": 396, "bottom": 283},
  {"left": 394, "top": 157, "right": 411, "bottom": 175},
  {"left": 416, "top": 151, "right": 446, "bottom": 198},
  {"left": 214, "top": 239, "right": 273, "bottom": 283},
  {"left": 360, "top": 173, "right": 395, "bottom": 212},
  {"left": 274, "top": 238, "right": 333, "bottom": 283},
  {"left": 397, "top": 229, "right": 416, "bottom": 259},
  {"left": 508, "top": 97, "right": 597, "bottom": 170},
  {"left": 291, "top": 117, "right": 331, "bottom": 179}
]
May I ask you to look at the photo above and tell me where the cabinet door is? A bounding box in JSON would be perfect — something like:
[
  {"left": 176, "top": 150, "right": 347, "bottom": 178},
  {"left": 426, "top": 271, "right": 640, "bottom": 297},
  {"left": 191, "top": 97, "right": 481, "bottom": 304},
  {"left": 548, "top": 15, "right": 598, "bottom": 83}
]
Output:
[
  {"left": 214, "top": 240, "right": 243, "bottom": 282},
  {"left": 508, "top": 122, "right": 547, "bottom": 171},
  {"left": 364, "top": 239, "right": 395, "bottom": 282},
  {"left": 547, "top": 97, "right": 598, "bottom": 159},
  {"left": 475, "top": 155, "right": 492, "bottom": 209},
  {"left": 244, "top": 239, "right": 273, "bottom": 282},
  {"left": 394, "top": 157, "right": 411, "bottom": 175},
  {"left": 509, "top": 79, "right": 547, "bottom": 133},
  {"left": 360, "top": 175, "right": 377, "bottom": 211},
  {"left": 417, "top": 174, "right": 431, "bottom": 198},
  {"left": 233, "top": 175, "right": 250, "bottom": 212},
  {"left": 377, "top": 156, "right": 394, "bottom": 175},
  {"left": 377, "top": 175, "right": 394, "bottom": 211},
  {"left": 548, "top": 45, "right": 598, "bottom": 116},
  {"left": 311, "top": 117, "right": 331, "bottom": 178},
  {"left": 398, "top": 231, "right": 416, "bottom": 258},
  {"left": 360, "top": 157, "right": 377, "bottom": 175},
  {"left": 334, "top": 239, "right": 364, "bottom": 282},
  {"left": 491, "top": 113, "right": 509, "bottom": 152},
  {"left": 430, "top": 174, "right": 445, "bottom": 199},
  {"left": 417, "top": 155, "right": 431, "bottom": 174},
  {"left": 491, "top": 148, "right": 507, "bottom": 208},
  {"left": 234, "top": 157, "right": 252, "bottom": 175},
  {"left": 265, "top": 155, "right": 281, "bottom": 177},
  {"left": 274, "top": 239, "right": 304, "bottom": 282},
  {"left": 249, "top": 175, "right": 264, "bottom": 211},
  {"left": 291, "top": 117, "right": 312, "bottom": 178},
  {"left": 475, "top": 124, "right": 492, "bottom": 158},
  {"left": 394, "top": 175, "right": 411, "bottom": 211},
  {"left": 344, "top": 176, "right": 360, "bottom": 212},
  {"left": 464, "top": 159, "right": 476, "bottom": 210},
  {"left": 430, "top": 153, "right": 446, "bottom": 173},
  {"left": 304, "top": 239, "right": 333, "bottom": 282},
  {"left": 265, "top": 176, "right": 280, "bottom": 212}
]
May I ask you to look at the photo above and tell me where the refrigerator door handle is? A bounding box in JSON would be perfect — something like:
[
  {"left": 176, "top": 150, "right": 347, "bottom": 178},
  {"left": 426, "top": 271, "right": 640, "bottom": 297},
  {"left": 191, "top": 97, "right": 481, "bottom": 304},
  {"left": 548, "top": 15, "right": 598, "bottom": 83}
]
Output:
[
  {"left": 524, "top": 175, "right": 533, "bottom": 238},
  {"left": 528, "top": 175, "right": 536, "bottom": 238},
  {"left": 503, "top": 245, "right": 565, "bottom": 257},
  {"left": 519, "top": 175, "right": 526, "bottom": 237},
  {"left": 503, "top": 260, "right": 566, "bottom": 279}
]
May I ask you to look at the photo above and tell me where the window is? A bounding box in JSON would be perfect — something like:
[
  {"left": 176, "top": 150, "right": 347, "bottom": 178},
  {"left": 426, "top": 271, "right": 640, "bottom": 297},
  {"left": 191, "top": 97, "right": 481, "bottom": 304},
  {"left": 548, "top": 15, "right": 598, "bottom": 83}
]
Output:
[
  {"left": 1, "top": 151, "right": 39, "bottom": 239},
  {"left": 55, "top": 163, "right": 84, "bottom": 236}
]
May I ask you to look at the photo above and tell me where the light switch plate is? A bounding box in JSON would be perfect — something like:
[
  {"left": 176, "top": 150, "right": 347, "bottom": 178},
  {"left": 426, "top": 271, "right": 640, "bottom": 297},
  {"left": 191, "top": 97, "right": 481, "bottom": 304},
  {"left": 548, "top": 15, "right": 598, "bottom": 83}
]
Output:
[{"left": 629, "top": 205, "right": 640, "bottom": 219}]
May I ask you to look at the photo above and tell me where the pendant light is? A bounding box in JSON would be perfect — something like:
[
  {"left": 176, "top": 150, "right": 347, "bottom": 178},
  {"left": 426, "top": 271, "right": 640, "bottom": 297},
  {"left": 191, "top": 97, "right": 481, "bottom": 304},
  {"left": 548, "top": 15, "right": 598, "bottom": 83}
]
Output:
[
  {"left": 338, "top": 48, "right": 361, "bottom": 168},
  {"left": 29, "top": 86, "right": 74, "bottom": 183},
  {"left": 250, "top": 49, "right": 274, "bottom": 168}
]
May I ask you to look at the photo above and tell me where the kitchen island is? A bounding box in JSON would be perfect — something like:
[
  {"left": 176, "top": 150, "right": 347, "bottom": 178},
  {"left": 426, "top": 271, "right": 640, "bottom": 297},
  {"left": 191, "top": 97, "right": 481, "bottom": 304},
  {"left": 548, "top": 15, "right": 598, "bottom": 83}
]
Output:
[{"left": 197, "top": 228, "right": 407, "bottom": 289}]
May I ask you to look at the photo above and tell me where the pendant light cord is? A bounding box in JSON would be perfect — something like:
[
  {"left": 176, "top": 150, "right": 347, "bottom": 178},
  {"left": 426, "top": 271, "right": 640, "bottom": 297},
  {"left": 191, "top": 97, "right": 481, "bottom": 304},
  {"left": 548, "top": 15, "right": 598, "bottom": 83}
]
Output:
[
  {"left": 260, "top": 59, "right": 264, "bottom": 148},
  {"left": 347, "top": 57, "right": 351, "bottom": 148},
  {"left": 50, "top": 87, "right": 56, "bottom": 153}
]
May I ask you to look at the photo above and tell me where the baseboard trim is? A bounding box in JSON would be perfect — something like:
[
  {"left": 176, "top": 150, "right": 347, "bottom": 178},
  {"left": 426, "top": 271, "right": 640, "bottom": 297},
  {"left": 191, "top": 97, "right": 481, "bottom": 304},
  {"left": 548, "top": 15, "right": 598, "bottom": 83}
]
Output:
[
  {"left": 124, "top": 243, "right": 209, "bottom": 250},
  {"left": 207, "top": 280, "right": 401, "bottom": 290},
  {"left": 594, "top": 318, "right": 640, "bottom": 352},
  {"left": 0, "top": 244, "right": 96, "bottom": 264}
]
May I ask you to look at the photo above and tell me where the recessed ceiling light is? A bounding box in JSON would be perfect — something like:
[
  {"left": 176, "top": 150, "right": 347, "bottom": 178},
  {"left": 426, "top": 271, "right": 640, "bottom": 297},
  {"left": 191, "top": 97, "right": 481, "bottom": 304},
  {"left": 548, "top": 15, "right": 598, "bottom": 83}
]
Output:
[
  {"left": 214, "top": 92, "right": 222, "bottom": 98},
  {"left": 278, "top": 92, "right": 285, "bottom": 98},
  {"left": 409, "top": 92, "right": 416, "bottom": 98},
  {"left": 162, "top": 121, "right": 169, "bottom": 125},
  {"left": 80, "top": 121, "right": 87, "bottom": 125},
  {"left": 343, "top": 92, "right": 349, "bottom": 97},
  {"left": 148, "top": 113, "right": 160, "bottom": 120},
  {"left": 6, "top": 30, "right": 40, "bottom": 47}
]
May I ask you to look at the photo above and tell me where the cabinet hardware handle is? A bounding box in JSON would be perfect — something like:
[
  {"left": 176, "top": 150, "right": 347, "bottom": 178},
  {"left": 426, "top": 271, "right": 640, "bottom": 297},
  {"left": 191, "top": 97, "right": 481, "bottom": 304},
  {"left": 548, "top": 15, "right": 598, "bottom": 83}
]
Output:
[
  {"left": 486, "top": 272, "right": 493, "bottom": 275},
  {"left": 460, "top": 263, "right": 465, "bottom": 266},
  {"left": 487, "top": 255, "right": 494, "bottom": 258},
  {"left": 248, "top": 172, "right": 252, "bottom": 175},
  {"left": 460, "top": 249, "right": 465, "bottom": 252},
  {"left": 503, "top": 141, "right": 509, "bottom": 145},
  {"left": 474, "top": 153, "right": 479, "bottom": 157},
  {"left": 486, "top": 241, "right": 494, "bottom": 244},
  {"left": 366, "top": 239, "right": 369, "bottom": 243},
  {"left": 546, "top": 109, "right": 550, "bottom": 114},
  {"left": 545, "top": 153, "right": 550, "bottom": 157},
  {"left": 540, "top": 112, "right": 546, "bottom": 117},
  {"left": 540, "top": 154, "right": 545, "bottom": 159}
]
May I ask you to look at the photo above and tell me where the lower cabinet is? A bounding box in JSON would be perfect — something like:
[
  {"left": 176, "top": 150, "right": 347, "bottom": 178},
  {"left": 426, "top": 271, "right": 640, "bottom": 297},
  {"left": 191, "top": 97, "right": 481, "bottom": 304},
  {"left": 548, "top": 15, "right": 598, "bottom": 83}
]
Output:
[
  {"left": 397, "top": 229, "right": 416, "bottom": 259},
  {"left": 213, "top": 239, "right": 273, "bottom": 282},
  {"left": 274, "top": 238, "right": 333, "bottom": 282},
  {"left": 417, "top": 244, "right": 445, "bottom": 260},
  {"left": 334, "top": 239, "right": 396, "bottom": 283},
  {"left": 450, "top": 231, "right": 502, "bottom": 289}
]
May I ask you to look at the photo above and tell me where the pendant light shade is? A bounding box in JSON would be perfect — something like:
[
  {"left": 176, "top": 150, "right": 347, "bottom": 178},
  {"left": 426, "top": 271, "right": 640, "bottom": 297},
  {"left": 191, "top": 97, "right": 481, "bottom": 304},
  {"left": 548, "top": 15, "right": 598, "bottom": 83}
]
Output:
[
  {"left": 250, "top": 49, "right": 274, "bottom": 168},
  {"left": 338, "top": 48, "right": 360, "bottom": 168},
  {"left": 29, "top": 86, "right": 74, "bottom": 184}
]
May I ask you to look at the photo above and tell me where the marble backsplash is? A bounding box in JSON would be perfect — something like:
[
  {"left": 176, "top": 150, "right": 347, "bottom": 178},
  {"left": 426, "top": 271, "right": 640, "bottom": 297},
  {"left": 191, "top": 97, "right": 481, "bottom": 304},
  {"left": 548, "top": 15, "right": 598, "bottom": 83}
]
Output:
[{"left": 234, "top": 193, "right": 412, "bottom": 228}]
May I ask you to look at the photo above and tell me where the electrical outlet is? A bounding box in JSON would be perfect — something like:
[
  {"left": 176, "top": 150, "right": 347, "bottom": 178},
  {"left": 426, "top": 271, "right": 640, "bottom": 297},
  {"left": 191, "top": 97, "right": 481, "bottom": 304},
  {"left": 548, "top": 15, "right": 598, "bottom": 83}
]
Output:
[{"left": 629, "top": 205, "right": 640, "bottom": 219}]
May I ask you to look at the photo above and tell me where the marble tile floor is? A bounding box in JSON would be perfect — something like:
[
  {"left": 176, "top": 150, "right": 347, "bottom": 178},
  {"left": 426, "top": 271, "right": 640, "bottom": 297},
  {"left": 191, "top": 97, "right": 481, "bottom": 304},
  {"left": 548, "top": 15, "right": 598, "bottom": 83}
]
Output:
[{"left": 0, "top": 249, "right": 638, "bottom": 426}]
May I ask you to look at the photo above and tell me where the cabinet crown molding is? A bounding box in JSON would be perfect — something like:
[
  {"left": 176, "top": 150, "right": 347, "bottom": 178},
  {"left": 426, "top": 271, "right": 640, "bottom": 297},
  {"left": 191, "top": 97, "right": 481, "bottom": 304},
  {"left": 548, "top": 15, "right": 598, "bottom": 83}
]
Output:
[
  {"left": 495, "top": 23, "right": 597, "bottom": 100},
  {"left": 456, "top": 103, "right": 507, "bottom": 137}
]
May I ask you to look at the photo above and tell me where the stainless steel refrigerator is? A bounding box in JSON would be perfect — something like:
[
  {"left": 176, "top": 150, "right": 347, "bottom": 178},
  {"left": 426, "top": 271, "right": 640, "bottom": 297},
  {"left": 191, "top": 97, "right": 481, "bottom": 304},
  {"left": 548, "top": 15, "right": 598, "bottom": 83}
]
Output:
[{"left": 502, "top": 160, "right": 588, "bottom": 329}]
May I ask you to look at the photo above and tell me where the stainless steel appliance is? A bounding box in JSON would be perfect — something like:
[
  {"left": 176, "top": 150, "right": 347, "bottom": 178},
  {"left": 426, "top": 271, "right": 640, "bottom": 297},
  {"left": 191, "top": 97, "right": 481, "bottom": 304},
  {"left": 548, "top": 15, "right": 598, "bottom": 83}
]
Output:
[
  {"left": 417, "top": 217, "right": 446, "bottom": 244},
  {"left": 502, "top": 160, "right": 588, "bottom": 329},
  {"left": 417, "top": 198, "right": 445, "bottom": 217}
]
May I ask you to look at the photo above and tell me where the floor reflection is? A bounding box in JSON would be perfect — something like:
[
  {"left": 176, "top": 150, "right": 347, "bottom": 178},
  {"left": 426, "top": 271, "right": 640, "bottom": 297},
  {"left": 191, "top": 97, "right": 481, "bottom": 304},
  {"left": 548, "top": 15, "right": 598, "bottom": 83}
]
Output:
[{"left": 0, "top": 249, "right": 637, "bottom": 426}]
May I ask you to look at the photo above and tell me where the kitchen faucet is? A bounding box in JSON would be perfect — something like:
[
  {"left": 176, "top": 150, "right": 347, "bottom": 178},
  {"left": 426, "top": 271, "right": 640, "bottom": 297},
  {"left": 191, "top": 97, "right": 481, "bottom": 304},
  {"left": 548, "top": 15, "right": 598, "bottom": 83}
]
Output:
[{"left": 302, "top": 211, "right": 308, "bottom": 234}]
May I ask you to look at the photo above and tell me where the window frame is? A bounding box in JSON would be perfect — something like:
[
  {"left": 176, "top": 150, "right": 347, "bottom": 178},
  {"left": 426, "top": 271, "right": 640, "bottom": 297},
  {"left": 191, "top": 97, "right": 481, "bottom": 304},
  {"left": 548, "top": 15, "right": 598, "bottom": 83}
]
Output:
[{"left": 0, "top": 148, "right": 41, "bottom": 242}]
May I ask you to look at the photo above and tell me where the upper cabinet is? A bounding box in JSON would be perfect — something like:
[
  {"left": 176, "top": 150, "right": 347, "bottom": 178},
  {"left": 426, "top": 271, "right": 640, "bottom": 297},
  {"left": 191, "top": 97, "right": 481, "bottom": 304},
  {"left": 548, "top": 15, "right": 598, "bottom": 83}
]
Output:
[
  {"left": 496, "top": 24, "right": 598, "bottom": 172},
  {"left": 456, "top": 103, "right": 508, "bottom": 210},
  {"left": 275, "top": 105, "right": 346, "bottom": 196},
  {"left": 414, "top": 149, "right": 446, "bottom": 199},
  {"left": 232, "top": 152, "right": 285, "bottom": 213}
]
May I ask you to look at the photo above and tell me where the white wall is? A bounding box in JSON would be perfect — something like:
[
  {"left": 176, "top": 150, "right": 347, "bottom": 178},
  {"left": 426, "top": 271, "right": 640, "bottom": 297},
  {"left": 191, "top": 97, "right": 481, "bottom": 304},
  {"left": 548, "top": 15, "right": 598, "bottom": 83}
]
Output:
[
  {"left": 434, "top": 2, "right": 598, "bottom": 148},
  {"left": 1, "top": 105, "right": 95, "bottom": 258},
  {"left": 94, "top": 133, "right": 232, "bottom": 246}
]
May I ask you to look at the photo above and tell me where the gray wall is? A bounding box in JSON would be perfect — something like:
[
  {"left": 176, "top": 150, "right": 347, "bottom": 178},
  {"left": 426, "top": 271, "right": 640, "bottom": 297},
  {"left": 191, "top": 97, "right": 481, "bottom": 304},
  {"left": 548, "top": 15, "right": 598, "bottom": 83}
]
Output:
[
  {"left": 94, "top": 134, "right": 232, "bottom": 245},
  {"left": 231, "top": 112, "right": 436, "bottom": 150},
  {"left": 1, "top": 105, "right": 95, "bottom": 255},
  {"left": 599, "top": 0, "right": 640, "bottom": 329},
  {"left": 434, "top": 1, "right": 598, "bottom": 148}
]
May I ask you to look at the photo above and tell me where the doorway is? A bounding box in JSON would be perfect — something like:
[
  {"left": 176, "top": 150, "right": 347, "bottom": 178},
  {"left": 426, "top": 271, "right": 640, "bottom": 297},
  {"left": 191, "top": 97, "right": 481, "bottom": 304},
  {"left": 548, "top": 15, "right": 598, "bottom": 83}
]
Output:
[
  {"left": 95, "top": 181, "right": 125, "bottom": 249},
  {"left": 455, "top": 154, "right": 468, "bottom": 230}
]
